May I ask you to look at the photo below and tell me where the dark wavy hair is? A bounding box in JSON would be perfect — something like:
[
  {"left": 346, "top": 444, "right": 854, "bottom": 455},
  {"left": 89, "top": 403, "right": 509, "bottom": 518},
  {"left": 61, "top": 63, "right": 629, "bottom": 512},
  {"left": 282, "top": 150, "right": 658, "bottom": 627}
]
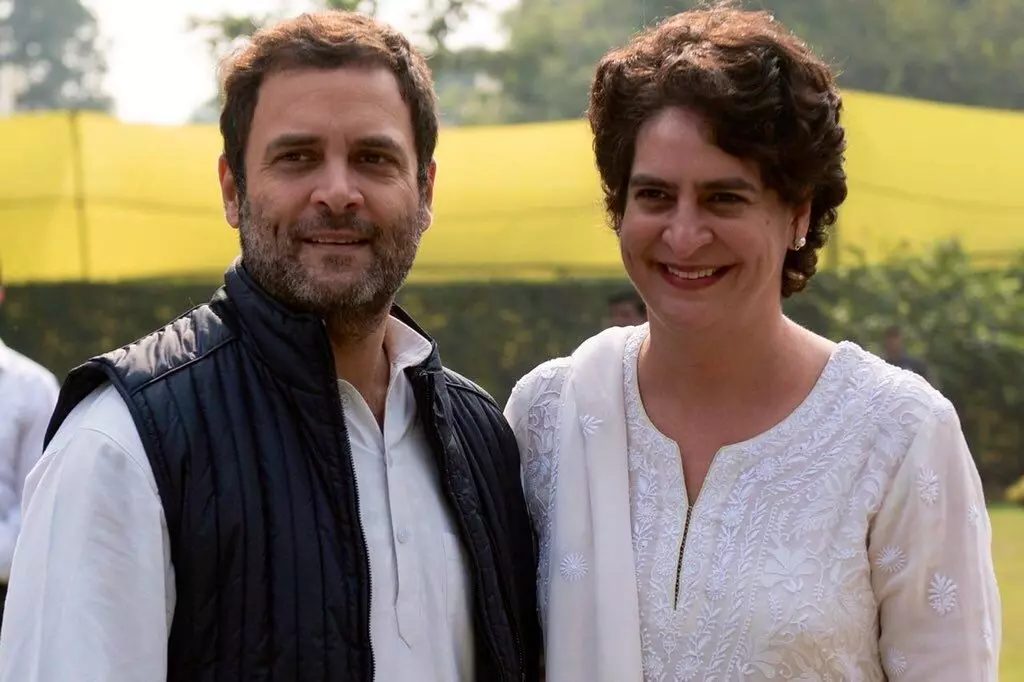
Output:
[
  {"left": 587, "top": 3, "right": 848, "bottom": 296},
  {"left": 219, "top": 11, "right": 438, "bottom": 199}
]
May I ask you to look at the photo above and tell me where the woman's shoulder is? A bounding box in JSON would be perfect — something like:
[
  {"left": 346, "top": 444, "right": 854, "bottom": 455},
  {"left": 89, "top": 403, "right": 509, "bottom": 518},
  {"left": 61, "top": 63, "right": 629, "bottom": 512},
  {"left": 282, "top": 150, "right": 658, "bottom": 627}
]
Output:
[
  {"left": 507, "top": 355, "right": 574, "bottom": 411},
  {"left": 833, "top": 341, "right": 957, "bottom": 439},
  {"left": 506, "top": 325, "right": 639, "bottom": 415}
]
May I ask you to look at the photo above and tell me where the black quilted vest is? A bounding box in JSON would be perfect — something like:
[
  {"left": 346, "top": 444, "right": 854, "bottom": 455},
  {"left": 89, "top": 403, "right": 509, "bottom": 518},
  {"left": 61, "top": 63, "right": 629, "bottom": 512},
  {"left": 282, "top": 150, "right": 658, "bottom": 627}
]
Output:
[{"left": 44, "top": 262, "right": 541, "bottom": 682}]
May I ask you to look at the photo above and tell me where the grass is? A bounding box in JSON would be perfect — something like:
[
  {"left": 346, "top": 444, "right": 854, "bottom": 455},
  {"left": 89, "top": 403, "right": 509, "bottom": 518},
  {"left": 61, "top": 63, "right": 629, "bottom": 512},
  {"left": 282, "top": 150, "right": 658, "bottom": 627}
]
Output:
[{"left": 995, "top": 505, "right": 1024, "bottom": 681}]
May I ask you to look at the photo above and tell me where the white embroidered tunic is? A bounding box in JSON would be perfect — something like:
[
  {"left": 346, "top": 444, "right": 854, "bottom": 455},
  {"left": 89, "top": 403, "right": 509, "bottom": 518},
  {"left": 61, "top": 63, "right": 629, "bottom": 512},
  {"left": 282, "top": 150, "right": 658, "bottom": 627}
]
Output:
[{"left": 505, "top": 325, "right": 1001, "bottom": 681}]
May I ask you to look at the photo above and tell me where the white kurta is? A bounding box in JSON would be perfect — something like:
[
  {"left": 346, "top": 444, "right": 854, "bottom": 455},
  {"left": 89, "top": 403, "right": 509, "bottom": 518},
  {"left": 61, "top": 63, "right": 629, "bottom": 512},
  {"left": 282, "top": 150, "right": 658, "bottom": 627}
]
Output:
[
  {"left": 0, "top": 339, "right": 60, "bottom": 583},
  {"left": 505, "top": 325, "right": 1001, "bottom": 681}
]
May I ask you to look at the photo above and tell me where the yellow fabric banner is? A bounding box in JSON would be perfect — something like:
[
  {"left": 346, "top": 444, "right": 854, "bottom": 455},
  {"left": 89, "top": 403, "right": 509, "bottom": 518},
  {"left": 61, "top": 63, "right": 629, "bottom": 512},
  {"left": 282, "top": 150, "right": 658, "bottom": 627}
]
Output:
[{"left": 1, "top": 89, "right": 1021, "bottom": 284}]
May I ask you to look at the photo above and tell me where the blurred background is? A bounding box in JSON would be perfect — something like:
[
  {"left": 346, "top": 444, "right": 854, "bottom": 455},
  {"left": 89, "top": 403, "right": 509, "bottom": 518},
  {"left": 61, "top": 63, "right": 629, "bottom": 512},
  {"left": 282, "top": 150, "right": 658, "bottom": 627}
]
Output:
[{"left": 0, "top": 0, "right": 1022, "bottom": 674}]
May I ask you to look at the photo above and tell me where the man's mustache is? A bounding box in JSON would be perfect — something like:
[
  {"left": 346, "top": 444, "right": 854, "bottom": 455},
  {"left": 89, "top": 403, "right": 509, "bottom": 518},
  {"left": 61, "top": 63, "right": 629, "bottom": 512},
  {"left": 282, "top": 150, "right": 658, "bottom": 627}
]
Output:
[{"left": 295, "top": 213, "right": 380, "bottom": 240}]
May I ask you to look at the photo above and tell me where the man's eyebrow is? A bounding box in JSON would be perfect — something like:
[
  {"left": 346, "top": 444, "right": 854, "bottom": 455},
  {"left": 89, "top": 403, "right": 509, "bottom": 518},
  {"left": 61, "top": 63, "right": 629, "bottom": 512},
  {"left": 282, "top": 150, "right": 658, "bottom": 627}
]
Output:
[
  {"left": 263, "top": 133, "right": 321, "bottom": 157},
  {"left": 261, "top": 132, "right": 409, "bottom": 162},
  {"left": 354, "top": 134, "right": 406, "bottom": 155},
  {"left": 697, "top": 177, "right": 759, "bottom": 192},
  {"left": 628, "top": 173, "right": 675, "bottom": 190}
]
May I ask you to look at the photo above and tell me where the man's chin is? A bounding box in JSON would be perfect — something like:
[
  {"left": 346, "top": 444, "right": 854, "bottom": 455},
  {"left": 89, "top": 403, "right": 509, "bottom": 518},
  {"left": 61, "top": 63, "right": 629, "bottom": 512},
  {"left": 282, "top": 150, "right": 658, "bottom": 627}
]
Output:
[{"left": 301, "top": 247, "right": 370, "bottom": 272}]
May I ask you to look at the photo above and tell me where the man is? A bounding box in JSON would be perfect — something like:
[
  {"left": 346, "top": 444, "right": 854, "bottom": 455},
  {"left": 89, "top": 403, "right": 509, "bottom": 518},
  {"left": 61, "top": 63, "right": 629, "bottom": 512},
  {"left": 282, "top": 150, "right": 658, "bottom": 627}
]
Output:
[
  {"left": 0, "top": 266, "right": 59, "bottom": 627},
  {"left": 605, "top": 288, "right": 646, "bottom": 327},
  {"left": 0, "top": 12, "right": 539, "bottom": 682},
  {"left": 882, "top": 324, "right": 930, "bottom": 380}
]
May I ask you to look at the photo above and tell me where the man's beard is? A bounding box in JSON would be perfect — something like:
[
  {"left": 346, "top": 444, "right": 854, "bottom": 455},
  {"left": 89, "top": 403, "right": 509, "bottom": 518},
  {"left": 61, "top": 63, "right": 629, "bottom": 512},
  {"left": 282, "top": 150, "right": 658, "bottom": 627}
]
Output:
[{"left": 238, "top": 197, "right": 428, "bottom": 341}]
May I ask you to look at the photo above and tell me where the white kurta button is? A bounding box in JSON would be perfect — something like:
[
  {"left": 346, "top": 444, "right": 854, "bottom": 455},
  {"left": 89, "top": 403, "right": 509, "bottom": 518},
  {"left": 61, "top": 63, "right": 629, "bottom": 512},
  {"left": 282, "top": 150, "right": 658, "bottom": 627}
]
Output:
[{"left": 396, "top": 528, "right": 410, "bottom": 544}]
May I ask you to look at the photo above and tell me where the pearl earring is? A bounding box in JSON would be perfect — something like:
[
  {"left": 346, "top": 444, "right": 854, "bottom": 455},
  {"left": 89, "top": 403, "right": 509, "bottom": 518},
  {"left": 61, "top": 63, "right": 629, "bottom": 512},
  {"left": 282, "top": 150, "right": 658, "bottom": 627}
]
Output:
[{"left": 792, "top": 236, "right": 807, "bottom": 251}]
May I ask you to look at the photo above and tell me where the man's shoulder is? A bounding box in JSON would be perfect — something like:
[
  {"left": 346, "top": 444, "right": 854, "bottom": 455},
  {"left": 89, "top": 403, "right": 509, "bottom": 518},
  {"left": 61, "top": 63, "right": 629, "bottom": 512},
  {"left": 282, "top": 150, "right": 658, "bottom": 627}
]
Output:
[
  {"left": 436, "top": 367, "right": 524, "bottom": 446},
  {"left": 48, "top": 384, "right": 146, "bottom": 458},
  {"left": 49, "top": 301, "right": 236, "bottom": 431},
  {"left": 1, "top": 343, "right": 56, "bottom": 380},
  {"left": 0, "top": 343, "right": 59, "bottom": 396},
  {"left": 886, "top": 352, "right": 929, "bottom": 377},
  {"left": 442, "top": 366, "right": 500, "bottom": 410},
  {"left": 904, "top": 355, "right": 930, "bottom": 377},
  {"left": 96, "top": 300, "right": 237, "bottom": 390}
]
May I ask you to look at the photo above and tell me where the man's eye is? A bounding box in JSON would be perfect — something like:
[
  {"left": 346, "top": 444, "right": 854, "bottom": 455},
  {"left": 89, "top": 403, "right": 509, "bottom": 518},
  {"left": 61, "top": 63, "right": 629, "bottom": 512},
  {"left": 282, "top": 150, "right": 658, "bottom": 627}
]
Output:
[
  {"left": 359, "top": 152, "right": 390, "bottom": 165},
  {"left": 636, "top": 188, "right": 669, "bottom": 201},
  {"left": 277, "top": 151, "right": 312, "bottom": 163}
]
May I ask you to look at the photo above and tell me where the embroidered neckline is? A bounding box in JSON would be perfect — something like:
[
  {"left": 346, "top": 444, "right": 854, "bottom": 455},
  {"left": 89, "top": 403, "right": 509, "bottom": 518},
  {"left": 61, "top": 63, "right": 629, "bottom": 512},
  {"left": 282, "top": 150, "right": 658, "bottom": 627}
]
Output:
[{"left": 623, "top": 326, "right": 856, "bottom": 467}]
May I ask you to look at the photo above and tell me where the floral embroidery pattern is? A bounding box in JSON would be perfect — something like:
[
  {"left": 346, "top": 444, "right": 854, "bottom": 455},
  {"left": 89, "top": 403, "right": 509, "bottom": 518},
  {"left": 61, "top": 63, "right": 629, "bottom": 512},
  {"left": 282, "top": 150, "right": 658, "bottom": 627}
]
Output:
[
  {"left": 754, "top": 455, "right": 783, "bottom": 482},
  {"left": 968, "top": 502, "right": 982, "bottom": 528},
  {"left": 560, "top": 552, "right": 589, "bottom": 581},
  {"left": 510, "top": 356, "right": 571, "bottom": 627},
  {"left": 883, "top": 648, "right": 908, "bottom": 677},
  {"left": 875, "top": 545, "right": 907, "bottom": 574},
  {"left": 916, "top": 468, "right": 940, "bottom": 505},
  {"left": 579, "top": 414, "right": 603, "bottom": 436},
  {"left": 928, "top": 574, "right": 958, "bottom": 616}
]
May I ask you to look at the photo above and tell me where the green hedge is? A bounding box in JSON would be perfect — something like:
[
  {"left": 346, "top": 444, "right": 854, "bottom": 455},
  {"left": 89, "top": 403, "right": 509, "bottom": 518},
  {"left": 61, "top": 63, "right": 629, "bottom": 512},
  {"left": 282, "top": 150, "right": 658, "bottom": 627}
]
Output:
[{"left": 3, "top": 242, "right": 1022, "bottom": 495}]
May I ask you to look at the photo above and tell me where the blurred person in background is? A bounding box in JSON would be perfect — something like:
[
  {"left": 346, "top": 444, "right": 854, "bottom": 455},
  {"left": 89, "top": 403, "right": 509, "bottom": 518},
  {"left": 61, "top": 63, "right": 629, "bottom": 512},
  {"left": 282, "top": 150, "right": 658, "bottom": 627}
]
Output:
[
  {"left": 605, "top": 288, "right": 647, "bottom": 327},
  {"left": 0, "top": 263, "right": 59, "bottom": 629},
  {"left": 883, "top": 324, "right": 931, "bottom": 380},
  {"left": 505, "top": 5, "right": 999, "bottom": 681},
  {"left": 0, "top": 11, "right": 539, "bottom": 682}
]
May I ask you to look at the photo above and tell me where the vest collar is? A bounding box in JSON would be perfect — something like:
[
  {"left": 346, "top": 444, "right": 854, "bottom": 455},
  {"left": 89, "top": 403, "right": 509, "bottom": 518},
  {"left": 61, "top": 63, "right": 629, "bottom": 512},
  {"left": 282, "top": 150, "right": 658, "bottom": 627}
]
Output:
[{"left": 221, "top": 258, "right": 441, "bottom": 391}]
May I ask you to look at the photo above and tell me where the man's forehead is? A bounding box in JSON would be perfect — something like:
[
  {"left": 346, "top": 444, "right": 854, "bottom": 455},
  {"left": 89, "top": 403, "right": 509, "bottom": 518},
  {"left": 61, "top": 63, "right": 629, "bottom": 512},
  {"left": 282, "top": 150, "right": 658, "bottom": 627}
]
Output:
[
  {"left": 253, "top": 67, "right": 410, "bottom": 123},
  {"left": 248, "top": 67, "right": 415, "bottom": 150}
]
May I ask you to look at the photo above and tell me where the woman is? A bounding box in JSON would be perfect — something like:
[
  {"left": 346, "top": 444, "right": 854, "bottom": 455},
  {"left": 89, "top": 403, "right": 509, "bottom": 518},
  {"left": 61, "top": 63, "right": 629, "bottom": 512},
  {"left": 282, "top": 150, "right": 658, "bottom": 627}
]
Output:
[{"left": 504, "top": 6, "right": 1001, "bottom": 682}]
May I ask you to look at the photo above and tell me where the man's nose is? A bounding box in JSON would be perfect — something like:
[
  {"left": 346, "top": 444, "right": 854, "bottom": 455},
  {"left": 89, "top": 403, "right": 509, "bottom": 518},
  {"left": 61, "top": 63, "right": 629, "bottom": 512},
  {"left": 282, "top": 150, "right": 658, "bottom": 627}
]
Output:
[{"left": 309, "top": 160, "right": 364, "bottom": 214}]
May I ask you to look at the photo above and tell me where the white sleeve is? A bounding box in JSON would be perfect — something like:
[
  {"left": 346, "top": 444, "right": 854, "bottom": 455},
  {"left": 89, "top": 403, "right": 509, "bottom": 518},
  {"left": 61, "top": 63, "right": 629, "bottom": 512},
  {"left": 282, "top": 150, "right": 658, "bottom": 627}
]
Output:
[
  {"left": 0, "top": 373, "right": 59, "bottom": 582},
  {"left": 869, "top": 402, "right": 1001, "bottom": 680},
  {"left": 16, "top": 371, "right": 60, "bottom": 492},
  {"left": 0, "top": 387, "right": 174, "bottom": 682}
]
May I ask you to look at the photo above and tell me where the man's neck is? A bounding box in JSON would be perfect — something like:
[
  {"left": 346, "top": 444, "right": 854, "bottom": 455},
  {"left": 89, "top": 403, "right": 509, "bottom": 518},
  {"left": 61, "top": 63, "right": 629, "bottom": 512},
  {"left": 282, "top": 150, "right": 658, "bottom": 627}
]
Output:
[{"left": 328, "top": 314, "right": 392, "bottom": 424}]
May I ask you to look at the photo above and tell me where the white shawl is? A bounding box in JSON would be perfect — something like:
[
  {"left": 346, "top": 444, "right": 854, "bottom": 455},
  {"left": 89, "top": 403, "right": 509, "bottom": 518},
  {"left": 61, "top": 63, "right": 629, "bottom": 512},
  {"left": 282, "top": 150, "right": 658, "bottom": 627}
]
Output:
[{"left": 542, "top": 326, "right": 643, "bottom": 682}]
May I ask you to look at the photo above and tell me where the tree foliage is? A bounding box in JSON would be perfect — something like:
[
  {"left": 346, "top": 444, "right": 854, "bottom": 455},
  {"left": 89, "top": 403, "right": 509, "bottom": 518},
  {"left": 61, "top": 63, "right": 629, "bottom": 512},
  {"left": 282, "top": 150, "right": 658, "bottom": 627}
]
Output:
[
  {"left": 439, "top": 0, "right": 1024, "bottom": 124},
  {"left": 187, "top": 0, "right": 482, "bottom": 122},
  {"left": 0, "top": 0, "right": 110, "bottom": 111}
]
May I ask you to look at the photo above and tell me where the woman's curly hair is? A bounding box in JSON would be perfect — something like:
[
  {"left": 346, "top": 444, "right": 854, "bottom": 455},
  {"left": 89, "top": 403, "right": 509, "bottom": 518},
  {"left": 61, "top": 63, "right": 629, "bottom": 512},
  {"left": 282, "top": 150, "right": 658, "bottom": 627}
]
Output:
[{"left": 587, "top": 3, "right": 848, "bottom": 297}]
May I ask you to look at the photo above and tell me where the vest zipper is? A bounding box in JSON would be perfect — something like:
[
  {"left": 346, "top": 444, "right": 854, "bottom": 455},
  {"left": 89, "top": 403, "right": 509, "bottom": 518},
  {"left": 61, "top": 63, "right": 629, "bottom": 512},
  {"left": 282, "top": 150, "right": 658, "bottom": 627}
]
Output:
[
  {"left": 423, "top": 375, "right": 523, "bottom": 681},
  {"left": 323, "top": 322, "right": 375, "bottom": 681}
]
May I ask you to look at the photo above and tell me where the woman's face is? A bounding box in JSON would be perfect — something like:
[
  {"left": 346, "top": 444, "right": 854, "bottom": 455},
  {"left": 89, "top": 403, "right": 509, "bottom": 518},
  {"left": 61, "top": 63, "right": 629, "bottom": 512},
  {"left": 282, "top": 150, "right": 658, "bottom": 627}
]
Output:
[{"left": 618, "top": 106, "right": 809, "bottom": 336}]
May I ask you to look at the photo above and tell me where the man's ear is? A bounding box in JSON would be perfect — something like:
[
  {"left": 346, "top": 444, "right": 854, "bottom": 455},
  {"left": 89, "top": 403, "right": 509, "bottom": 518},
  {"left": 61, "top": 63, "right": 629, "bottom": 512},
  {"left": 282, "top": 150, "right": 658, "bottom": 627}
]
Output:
[
  {"left": 420, "top": 160, "right": 437, "bottom": 231},
  {"left": 424, "top": 159, "right": 437, "bottom": 209},
  {"left": 219, "top": 154, "right": 241, "bottom": 228}
]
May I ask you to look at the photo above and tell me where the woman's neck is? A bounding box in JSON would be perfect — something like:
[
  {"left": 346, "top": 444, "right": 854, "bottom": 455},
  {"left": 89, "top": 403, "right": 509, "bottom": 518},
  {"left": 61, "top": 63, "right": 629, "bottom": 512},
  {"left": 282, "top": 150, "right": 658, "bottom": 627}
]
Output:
[{"left": 639, "top": 311, "right": 828, "bottom": 412}]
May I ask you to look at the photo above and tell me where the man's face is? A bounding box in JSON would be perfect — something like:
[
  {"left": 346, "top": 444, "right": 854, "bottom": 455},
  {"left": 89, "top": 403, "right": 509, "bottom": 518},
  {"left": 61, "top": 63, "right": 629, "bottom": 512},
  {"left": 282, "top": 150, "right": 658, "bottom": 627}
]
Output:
[
  {"left": 607, "top": 300, "right": 646, "bottom": 327},
  {"left": 218, "top": 66, "right": 435, "bottom": 337},
  {"left": 884, "top": 332, "right": 902, "bottom": 358}
]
